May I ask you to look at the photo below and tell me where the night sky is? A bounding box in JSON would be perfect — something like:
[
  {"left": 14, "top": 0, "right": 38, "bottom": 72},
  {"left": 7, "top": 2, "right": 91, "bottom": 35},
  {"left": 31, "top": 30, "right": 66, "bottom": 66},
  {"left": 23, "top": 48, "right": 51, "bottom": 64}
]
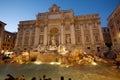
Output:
[{"left": 0, "top": 0, "right": 120, "bottom": 32}]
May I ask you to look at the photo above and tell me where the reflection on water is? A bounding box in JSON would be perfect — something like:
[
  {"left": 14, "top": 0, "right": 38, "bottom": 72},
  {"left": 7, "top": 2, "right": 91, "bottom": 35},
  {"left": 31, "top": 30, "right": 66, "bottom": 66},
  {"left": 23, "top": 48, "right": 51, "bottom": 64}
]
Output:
[{"left": 0, "top": 63, "right": 120, "bottom": 80}]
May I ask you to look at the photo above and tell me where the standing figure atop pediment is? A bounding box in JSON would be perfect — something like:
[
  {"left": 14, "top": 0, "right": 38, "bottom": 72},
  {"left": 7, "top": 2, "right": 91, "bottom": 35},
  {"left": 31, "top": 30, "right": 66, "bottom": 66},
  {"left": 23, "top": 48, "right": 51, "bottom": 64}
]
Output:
[{"left": 49, "top": 4, "right": 60, "bottom": 12}]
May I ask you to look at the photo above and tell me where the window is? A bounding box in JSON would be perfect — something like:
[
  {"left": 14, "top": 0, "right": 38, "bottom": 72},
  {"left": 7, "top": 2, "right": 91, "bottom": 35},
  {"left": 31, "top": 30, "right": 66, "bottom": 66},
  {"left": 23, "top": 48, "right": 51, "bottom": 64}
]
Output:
[
  {"left": 75, "top": 25, "right": 80, "bottom": 30},
  {"left": 95, "top": 36, "right": 99, "bottom": 42},
  {"left": 117, "top": 20, "right": 119, "bottom": 24},
  {"left": 93, "top": 23, "right": 97, "bottom": 28},
  {"left": 110, "top": 25, "right": 113, "bottom": 29},
  {"left": 66, "top": 34, "right": 71, "bottom": 43},
  {"left": 114, "top": 39, "right": 117, "bottom": 42},
  {"left": 107, "top": 29, "right": 109, "bottom": 32},
  {"left": 0, "top": 30, "right": 2, "bottom": 33},
  {"left": 40, "top": 27, "right": 44, "bottom": 32},
  {"left": 30, "top": 36, "right": 34, "bottom": 45},
  {"left": 87, "top": 47, "right": 90, "bottom": 49},
  {"left": 103, "top": 29, "right": 106, "bottom": 32},
  {"left": 114, "top": 13, "right": 117, "bottom": 16},
  {"left": 97, "top": 47, "right": 100, "bottom": 52},
  {"left": 85, "top": 36, "right": 90, "bottom": 42},
  {"left": 8, "top": 38, "right": 10, "bottom": 42},
  {"left": 24, "top": 36, "right": 29, "bottom": 45},
  {"left": 77, "top": 36, "right": 81, "bottom": 43},
  {"left": 18, "top": 37, "right": 22, "bottom": 45},
  {"left": 65, "top": 26, "right": 70, "bottom": 31},
  {"left": 84, "top": 24, "right": 88, "bottom": 29},
  {"left": 32, "top": 28, "right": 35, "bottom": 32},
  {"left": 39, "top": 35, "right": 44, "bottom": 44}
]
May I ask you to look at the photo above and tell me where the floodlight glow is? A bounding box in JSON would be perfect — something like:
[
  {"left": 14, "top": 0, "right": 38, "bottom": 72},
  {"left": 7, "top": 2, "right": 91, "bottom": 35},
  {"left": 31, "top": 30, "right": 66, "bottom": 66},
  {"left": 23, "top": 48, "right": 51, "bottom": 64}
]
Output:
[
  {"left": 50, "top": 62, "right": 61, "bottom": 65},
  {"left": 33, "top": 61, "right": 42, "bottom": 65},
  {"left": 91, "top": 62, "right": 97, "bottom": 65}
]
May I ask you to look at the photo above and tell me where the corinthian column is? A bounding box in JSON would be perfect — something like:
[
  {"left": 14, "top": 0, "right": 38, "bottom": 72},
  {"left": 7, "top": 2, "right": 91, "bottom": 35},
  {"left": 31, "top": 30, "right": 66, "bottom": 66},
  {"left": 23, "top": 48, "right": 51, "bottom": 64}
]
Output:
[
  {"left": 81, "top": 25, "right": 85, "bottom": 46},
  {"left": 34, "top": 26, "right": 39, "bottom": 47},
  {"left": 22, "top": 29, "right": 25, "bottom": 47},
  {"left": 61, "top": 25, "right": 64, "bottom": 44},
  {"left": 29, "top": 27, "right": 32, "bottom": 46},
  {"left": 89, "top": 24, "right": 94, "bottom": 45},
  {"left": 98, "top": 24, "right": 104, "bottom": 44},
  {"left": 44, "top": 26, "right": 47, "bottom": 45},
  {"left": 70, "top": 23, "right": 75, "bottom": 44}
]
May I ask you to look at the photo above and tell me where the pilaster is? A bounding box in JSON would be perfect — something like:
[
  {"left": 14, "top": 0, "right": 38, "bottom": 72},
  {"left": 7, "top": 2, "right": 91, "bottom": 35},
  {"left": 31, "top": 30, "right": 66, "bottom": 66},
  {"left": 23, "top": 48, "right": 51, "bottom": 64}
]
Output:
[
  {"left": 89, "top": 24, "right": 94, "bottom": 45},
  {"left": 44, "top": 26, "right": 47, "bottom": 45},
  {"left": 34, "top": 26, "right": 40, "bottom": 47},
  {"left": 70, "top": 23, "right": 75, "bottom": 44},
  {"left": 98, "top": 24, "right": 104, "bottom": 44},
  {"left": 61, "top": 25, "right": 64, "bottom": 44},
  {"left": 29, "top": 27, "right": 32, "bottom": 46},
  {"left": 22, "top": 29, "right": 25, "bottom": 47},
  {"left": 81, "top": 25, "right": 85, "bottom": 46}
]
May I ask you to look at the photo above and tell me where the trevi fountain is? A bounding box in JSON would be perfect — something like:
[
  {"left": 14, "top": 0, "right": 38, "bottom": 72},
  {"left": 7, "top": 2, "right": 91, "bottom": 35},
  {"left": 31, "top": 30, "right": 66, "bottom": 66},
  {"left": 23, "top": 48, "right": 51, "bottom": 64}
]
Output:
[{"left": 0, "top": 44, "right": 120, "bottom": 80}]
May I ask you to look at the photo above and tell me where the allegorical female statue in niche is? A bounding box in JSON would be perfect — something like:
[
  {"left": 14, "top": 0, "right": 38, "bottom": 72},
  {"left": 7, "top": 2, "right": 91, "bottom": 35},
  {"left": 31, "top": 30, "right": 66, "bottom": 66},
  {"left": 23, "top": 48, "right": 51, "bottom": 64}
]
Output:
[
  {"left": 51, "top": 36, "right": 56, "bottom": 46},
  {"left": 66, "top": 35, "right": 71, "bottom": 43}
]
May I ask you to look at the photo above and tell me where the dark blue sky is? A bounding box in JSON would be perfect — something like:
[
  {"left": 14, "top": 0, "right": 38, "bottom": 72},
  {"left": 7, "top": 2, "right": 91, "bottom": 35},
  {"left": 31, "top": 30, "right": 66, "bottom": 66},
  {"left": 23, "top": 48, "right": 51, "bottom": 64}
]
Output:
[{"left": 0, "top": 0, "right": 120, "bottom": 32}]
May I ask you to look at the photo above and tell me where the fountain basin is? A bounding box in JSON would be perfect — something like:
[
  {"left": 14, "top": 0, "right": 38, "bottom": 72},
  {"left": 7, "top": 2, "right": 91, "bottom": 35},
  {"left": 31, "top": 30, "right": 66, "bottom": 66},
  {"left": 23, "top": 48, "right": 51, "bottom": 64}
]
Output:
[{"left": 0, "top": 63, "right": 120, "bottom": 80}]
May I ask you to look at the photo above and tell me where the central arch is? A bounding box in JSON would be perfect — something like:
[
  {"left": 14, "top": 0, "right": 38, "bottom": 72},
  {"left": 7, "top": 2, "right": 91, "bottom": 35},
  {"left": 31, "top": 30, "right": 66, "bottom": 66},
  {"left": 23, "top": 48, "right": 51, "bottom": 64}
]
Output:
[
  {"left": 50, "top": 28, "right": 59, "bottom": 33},
  {"left": 49, "top": 28, "right": 59, "bottom": 46}
]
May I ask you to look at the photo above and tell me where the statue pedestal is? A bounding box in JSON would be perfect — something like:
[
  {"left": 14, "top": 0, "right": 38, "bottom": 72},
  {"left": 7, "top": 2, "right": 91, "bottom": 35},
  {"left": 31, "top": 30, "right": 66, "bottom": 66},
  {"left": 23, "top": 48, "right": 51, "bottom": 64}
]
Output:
[{"left": 46, "top": 45, "right": 58, "bottom": 53}]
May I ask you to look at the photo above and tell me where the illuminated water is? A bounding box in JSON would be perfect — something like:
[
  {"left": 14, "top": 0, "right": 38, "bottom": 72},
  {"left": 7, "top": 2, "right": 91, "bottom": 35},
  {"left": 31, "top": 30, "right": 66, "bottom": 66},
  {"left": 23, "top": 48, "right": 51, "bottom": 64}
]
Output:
[{"left": 0, "top": 63, "right": 120, "bottom": 80}]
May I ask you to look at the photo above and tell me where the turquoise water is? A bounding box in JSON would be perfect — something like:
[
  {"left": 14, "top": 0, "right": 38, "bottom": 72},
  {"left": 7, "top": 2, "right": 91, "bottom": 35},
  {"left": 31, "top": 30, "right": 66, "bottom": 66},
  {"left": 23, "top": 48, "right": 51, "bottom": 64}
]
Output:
[{"left": 0, "top": 63, "right": 120, "bottom": 80}]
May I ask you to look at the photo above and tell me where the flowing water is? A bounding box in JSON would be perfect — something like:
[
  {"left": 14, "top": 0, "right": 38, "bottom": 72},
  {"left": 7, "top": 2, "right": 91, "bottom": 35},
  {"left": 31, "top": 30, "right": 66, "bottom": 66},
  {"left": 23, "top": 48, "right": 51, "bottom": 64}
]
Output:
[{"left": 0, "top": 62, "right": 120, "bottom": 80}]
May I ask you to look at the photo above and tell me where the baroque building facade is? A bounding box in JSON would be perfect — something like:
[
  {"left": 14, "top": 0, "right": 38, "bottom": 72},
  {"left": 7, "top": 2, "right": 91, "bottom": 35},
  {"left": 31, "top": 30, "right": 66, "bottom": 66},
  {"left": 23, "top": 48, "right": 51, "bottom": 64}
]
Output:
[
  {"left": 108, "top": 4, "right": 120, "bottom": 49},
  {"left": 2, "top": 31, "right": 17, "bottom": 52},
  {"left": 15, "top": 4, "right": 105, "bottom": 53},
  {"left": 0, "top": 21, "right": 6, "bottom": 50},
  {"left": 102, "top": 27, "right": 112, "bottom": 47},
  {"left": 0, "top": 21, "right": 17, "bottom": 52}
]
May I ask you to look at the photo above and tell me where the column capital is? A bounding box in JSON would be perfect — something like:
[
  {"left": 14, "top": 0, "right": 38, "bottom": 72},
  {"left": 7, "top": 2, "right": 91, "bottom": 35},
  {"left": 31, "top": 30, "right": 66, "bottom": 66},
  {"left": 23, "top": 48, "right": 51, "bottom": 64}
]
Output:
[
  {"left": 35, "top": 23, "right": 40, "bottom": 27},
  {"left": 70, "top": 22, "right": 75, "bottom": 25}
]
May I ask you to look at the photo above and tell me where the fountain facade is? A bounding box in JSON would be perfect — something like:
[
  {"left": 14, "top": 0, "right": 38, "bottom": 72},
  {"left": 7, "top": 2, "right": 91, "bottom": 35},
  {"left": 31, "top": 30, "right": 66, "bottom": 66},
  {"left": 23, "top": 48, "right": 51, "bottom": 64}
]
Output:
[
  {"left": 14, "top": 4, "right": 105, "bottom": 55},
  {"left": 11, "top": 46, "right": 100, "bottom": 67}
]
